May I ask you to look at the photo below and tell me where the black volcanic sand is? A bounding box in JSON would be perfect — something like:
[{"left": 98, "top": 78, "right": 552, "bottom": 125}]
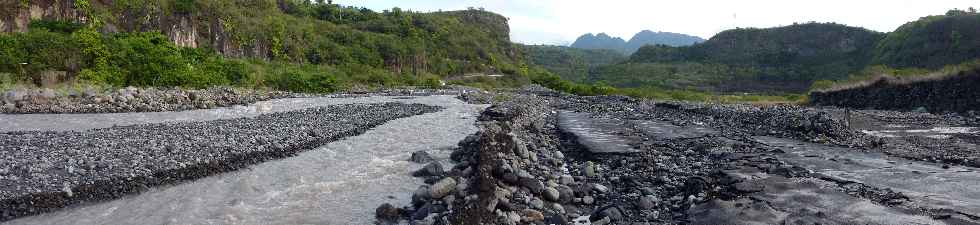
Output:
[{"left": 0, "top": 102, "right": 441, "bottom": 221}]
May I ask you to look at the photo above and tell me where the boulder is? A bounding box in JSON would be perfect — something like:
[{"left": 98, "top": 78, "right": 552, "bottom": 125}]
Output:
[
  {"left": 375, "top": 203, "right": 400, "bottom": 222},
  {"left": 430, "top": 177, "right": 457, "bottom": 199},
  {"left": 584, "top": 161, "right": 598, "bottom": 178},
  {"left": 412, "top": 185, "right": 431, "bottom": 207},
  {"left": 638, "top": 195, "right": 658, "bottom": 209},
  {"left": 412, "top": 162, "right": 445, "bottom": 177},
  {"left": 409, "top": 151, "right": 434, "bottom": 163},
  {"left": 521, "top": 209, "right": 545, "bottom": 222},
  {"left": 557, "top": 185, "right": 575, "bottom": 203},
  {"left": 543, "top": 187, "right": 560, "bottom": 201}
]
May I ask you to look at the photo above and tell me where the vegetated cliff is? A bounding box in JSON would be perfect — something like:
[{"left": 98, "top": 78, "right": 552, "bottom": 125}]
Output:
[
  {"left": 809, "top": 66, "right": 980, "bottom": 113},
  {"left": 0, "top": 0, "right": 243, "bottom": 55},
  {"left": 0, "top": 0, "right": 523, "bottom": 79}
]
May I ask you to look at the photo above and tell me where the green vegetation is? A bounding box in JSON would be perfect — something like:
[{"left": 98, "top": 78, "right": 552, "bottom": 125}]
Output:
[
  {"left": 873, "top": 9, "right": 980, "bottom": 69},
  {"left": 0, "top": 28, "right": 246, "bottom": 88},
  {"left": 531, "top": 11, "right": 980, "bottom": 95},
  {"left": 521, "top": 45, "right": 625, "bottom": 82},
  {"left": 617, "top": 22, "right": 885, "bottom": 93},
  {"left": 811, "top": 59, "right": 980, "bottom": 92},
  {"left": 4, "top": 2, "right": 977, "bottom": 105},
  {"left": 0, "top": 1, "right": 526, "bottom": 93},
  {"left": 529, "top": 70, "right": 802, "bottom": 103}
]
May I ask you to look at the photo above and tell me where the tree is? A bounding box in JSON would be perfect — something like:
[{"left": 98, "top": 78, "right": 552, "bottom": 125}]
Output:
[{"left": 969, "top": 7, "right": 977, "bottom": 13}]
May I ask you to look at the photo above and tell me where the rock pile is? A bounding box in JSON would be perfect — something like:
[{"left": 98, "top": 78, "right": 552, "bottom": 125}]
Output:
[
  {"left": 378, "top": 85, "right": 946, "bottom": 224},
  {"left": 378, "top": 93, "right": 643, "bottom": 224},
  {"left": 0, "top": 86, "right": 292, "bottom": 114}
]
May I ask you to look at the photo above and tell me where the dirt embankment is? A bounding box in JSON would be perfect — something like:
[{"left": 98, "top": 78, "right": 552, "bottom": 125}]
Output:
[{"left": 809, "top": 68, "right": 980, "bottom": 113}]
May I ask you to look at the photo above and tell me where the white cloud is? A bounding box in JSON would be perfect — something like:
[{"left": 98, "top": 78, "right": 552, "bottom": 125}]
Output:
[{"left": 359, "top": 0, "right": 979, "bottom": 45}]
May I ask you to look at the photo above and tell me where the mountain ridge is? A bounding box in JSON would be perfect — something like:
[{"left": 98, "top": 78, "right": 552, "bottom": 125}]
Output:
[{"left": 570, "top": 30, "right": 705, "bottom": 55}]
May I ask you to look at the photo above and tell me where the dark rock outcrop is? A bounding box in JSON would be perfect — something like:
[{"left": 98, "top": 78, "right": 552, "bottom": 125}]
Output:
[{"left": 810, "top": 68, "right": 980, "bottom": 113}]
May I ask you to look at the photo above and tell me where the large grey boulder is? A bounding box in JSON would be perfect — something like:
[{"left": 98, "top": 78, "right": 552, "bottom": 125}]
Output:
[{"left": 429, "top": 177, "right": 457, "bottom": 199}]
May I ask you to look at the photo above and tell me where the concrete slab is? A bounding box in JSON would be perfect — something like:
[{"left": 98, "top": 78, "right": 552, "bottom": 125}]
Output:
[
  {"left": 755, "top": 136, "right": 980, "bottom": 218},
  {"left": 631, "top": 120, "right": 719, "bottom": 140},
  {"left": 557, "top": 111, "right": 641, "bottom": 154}
]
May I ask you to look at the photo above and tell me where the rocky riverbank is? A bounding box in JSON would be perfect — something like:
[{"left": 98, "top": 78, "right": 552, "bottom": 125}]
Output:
[
  {"left": 0, "top": 86, "right": 293, "bottom": 114},
  {"left": 809, "top": 67, "right": 980, "bottom": 113},
  {"left": 379, "top": 85, "right": 980, "bottom": 224},
  {"left": 0, "top": 102, "right": 440, "bottom": 221}
]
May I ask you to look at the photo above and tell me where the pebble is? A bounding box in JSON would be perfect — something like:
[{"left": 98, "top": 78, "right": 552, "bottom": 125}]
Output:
[{"left": 583, "top": 196, "right": 595, "bottom": 205}]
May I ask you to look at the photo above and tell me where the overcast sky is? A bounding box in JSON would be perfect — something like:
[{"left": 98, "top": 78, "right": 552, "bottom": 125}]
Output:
[{"left": 355, "top": 0, "right": 979, "bottom": 45}]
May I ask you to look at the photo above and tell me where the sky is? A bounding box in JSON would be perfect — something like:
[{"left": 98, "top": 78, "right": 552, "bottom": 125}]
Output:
[{"left": 355, "top": 0, "right": 979, "bottom": 45}]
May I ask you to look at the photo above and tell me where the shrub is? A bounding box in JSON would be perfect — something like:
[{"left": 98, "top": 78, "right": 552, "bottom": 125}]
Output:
[
  {"left": 28, "top": 20, "right": 84, "bottom": 33},
  {"left": 271, "top": 67, "right": 339, "bottom": 93}
]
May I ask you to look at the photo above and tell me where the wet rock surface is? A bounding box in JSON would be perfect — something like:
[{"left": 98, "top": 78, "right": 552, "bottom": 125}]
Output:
[
  {"left": 0, "top": 102, "right": 440, "bottom": 221},
  {"left": 382, "top": 85, "right": 980, "bottom": 224},
  {"left": 0, "top": 86, "right": 293, "bottom": 114},
  {"left": 835, "top": 108, "right": 980, "bottom": 167}
]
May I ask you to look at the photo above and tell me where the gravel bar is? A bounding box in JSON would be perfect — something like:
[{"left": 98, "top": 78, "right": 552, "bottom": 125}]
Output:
[
  {"left": 1, "top": 87, "right": 293, "bottom": 114},
  {"left": 0, "top": 102, "right": 441, "bottom": 221}
]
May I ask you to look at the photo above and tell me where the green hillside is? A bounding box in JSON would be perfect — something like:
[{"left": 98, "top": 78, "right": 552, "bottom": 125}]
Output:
[
  {"left": 874, "top": 9, "right": 980, "bottom": 69},
  {"left": 520, "top": 44, "right": 625, "bottom": 82},
  {"left": 542, "top": 11, "right": 980, "bottom": 95},
  {"left": 0, "top": 0, "right": 530, "bottom": 92},
  {"left": 610, "top": 22, "right": 886, "bottom": 93}
]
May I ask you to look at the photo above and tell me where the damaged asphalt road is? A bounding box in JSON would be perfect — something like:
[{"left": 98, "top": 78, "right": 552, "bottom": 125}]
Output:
[
  {"left": 388, "top": 86, "right": 980, "bottom": 225},
  {"left": 555, "top": 98, "right": 980, "bottom": 224}
]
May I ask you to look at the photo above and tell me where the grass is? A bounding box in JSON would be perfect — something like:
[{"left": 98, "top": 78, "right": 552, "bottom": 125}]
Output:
[{"left": 813, "top": 59, "right": 980, "bottom": 93}]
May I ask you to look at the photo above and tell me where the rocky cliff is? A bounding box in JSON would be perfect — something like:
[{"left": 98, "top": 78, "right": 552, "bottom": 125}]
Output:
[{"left": 2, "top": 0, "right": 298, "bottom": 60}]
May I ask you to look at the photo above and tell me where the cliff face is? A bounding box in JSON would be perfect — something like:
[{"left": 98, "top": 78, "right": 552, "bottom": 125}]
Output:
[
  {"left": 0, "top": 0, "right": 82, "bottom": 33},
  {"left": 0, "top": 0, "right": 266, "bottom": 59}
]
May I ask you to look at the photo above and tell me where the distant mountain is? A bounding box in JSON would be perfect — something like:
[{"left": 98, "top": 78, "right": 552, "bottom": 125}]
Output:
[
  {"left": 626, "top": 30, "right": 705, "bottom": 50},
  {"left": 570, "top": 31, "right": 705, "bottom": 55},
  {"left": 569, "top": 33, "right": 628, "bottom": 53}
]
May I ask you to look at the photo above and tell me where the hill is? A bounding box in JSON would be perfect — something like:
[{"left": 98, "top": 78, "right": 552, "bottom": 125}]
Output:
[
  {"left": 0, "top": 0, "right": 530, "bottom": 92},
  {"left": 873, "top": 9, "right": 980, "bottom": 69},
  {"left": 570, "top": 30, "right": 704, "bottom": 55},
  {"left": 521, "top": 44, "right": 625, "bottom": 82},
  {"left": 569, "top": 33, "right": 628, "bottom": 53},
  {"left": 608, "top": 22, "right": 884, "bottom": 93},
  {"left": 579, "top": 10, "right": 980, "bottom": 95},
  {"left": 626, "top": 30, "right": 704, "bottom": 50}
]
